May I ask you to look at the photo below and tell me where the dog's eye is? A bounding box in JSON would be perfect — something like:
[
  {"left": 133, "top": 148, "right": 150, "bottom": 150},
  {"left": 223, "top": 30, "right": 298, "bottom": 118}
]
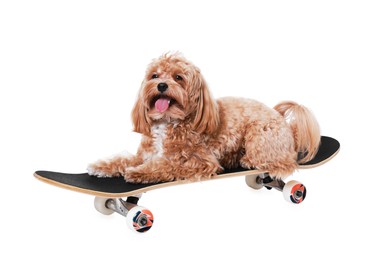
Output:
[
  {"left": 175, "top": 75, "right": 183, "bottom": 81},
  {"left": 151, "top": 73, "right": 158, "bottom": 79}
]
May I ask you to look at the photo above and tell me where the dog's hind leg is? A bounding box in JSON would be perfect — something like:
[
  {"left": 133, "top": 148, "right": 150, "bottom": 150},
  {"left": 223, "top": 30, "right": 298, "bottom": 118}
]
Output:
[{"left": 239, "top": 121, "right": 298, "bottom": 179}]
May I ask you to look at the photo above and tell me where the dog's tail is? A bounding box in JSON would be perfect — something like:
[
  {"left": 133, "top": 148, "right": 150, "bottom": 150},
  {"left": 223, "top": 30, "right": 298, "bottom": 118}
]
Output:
[{"left": 274, "top": 101, "right": 320, "bottom": 164}]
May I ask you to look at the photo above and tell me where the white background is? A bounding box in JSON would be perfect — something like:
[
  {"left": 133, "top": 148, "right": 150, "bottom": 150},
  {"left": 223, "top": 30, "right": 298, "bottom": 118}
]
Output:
[{"left": 1, "top": 0, "right": 373, "bottom": 259}]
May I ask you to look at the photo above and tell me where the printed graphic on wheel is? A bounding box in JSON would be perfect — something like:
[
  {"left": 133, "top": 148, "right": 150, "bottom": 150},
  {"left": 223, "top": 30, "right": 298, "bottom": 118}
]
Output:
[
  {"left": 132, "top": 209, "right": 154, "bottom": 233},
  {"left": 290, "top": 183, "right": 306, "bottom": 203}
]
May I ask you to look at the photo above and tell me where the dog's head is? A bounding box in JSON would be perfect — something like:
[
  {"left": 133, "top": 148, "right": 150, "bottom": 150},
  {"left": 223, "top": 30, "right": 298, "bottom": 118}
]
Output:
[{"left": 132, "top": 53, "right": 219, "bottom": 136}]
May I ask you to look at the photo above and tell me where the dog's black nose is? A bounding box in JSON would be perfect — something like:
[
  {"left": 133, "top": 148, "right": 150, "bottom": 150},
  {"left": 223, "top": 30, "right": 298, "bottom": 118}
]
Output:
[{"left": 157, "top": 83, "right": 168, "bottom": 93}]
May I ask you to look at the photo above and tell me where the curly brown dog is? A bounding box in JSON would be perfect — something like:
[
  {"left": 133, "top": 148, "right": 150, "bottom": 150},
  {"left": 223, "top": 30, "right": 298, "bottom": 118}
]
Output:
[{"left": 88, "top": 53, "right": 320, "bottom": 183}]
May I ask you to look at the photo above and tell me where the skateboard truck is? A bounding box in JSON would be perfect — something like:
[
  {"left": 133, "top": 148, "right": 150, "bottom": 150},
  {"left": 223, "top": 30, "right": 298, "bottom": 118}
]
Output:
[
  {"left": 94, "top": 194, "right": 154, "bottom": 233},
  {"left": 261, "top": 174, "right": 284, "bottom": 191},
  {"left": 246, "top": 173, "right": 307, "bottom": 204}
]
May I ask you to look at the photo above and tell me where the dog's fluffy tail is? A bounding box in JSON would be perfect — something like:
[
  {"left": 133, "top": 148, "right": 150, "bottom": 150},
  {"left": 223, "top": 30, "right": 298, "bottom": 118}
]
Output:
[{"left": 274, "top": 101, "right": 320, "bottom": 164}]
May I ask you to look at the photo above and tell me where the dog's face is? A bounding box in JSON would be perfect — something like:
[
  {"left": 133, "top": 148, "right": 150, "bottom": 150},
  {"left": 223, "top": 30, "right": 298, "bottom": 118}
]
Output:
[
  {"left": 143, "top": 54, "right": 191, "bottom": 122},
  {"left": 132, "top": 53, "right": 219, "bottom": 136}
]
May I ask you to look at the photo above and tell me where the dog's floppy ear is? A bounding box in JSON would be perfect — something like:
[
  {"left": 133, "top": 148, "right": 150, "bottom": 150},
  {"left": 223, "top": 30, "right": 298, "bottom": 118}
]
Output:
[
  {"left": 192, "top": 72, "right": 220, "bottom": 134},
  {"left": 132, "top": 85, "right": 151, "bottom": 136}
]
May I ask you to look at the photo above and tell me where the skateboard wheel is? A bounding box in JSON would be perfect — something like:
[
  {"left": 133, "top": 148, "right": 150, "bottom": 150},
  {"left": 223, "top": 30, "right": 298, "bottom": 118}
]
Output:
[
  {"left": 94, "top": 197, "right": 114, "bottom": 215},
  {"left": 245, "top": 175, "right": 263, "bottom": 190},
  {"left": 283, "top": 180, "right": 306, "bottom": 204},
  {"left": 126, "top": 206, "right": 154, "bottom": 233}
]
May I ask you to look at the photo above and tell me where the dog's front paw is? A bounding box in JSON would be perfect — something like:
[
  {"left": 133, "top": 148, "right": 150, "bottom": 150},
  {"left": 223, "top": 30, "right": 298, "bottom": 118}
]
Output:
[
  {"left": 124, "top": 167, "right": 148, "bottom": 183},
  {"left": 125, "top": 166, "right": 175, "bottom": 184},
  {"left": 87, "top": 160, "right": 122, "bottom": 178}
]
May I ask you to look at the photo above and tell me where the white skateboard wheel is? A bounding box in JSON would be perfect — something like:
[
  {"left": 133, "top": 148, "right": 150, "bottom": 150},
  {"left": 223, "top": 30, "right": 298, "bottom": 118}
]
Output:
[
  {"left": 245, "top": 175, "right": 263, "bottom": 190},
  {"left": 283, "top": 180, "right": 306, "bottom": 204},
  {"left": 126, "top": 206, "right": 154, "bottom": 233},
  {"left": 94, "top": 197, "right": 114, "bottom": 215}
]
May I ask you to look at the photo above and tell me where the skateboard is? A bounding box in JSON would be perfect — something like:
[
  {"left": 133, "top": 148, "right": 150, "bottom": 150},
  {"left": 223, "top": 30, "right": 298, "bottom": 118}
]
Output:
[{"left": 34, "top": 136, "right": 339, "bottom": 233}]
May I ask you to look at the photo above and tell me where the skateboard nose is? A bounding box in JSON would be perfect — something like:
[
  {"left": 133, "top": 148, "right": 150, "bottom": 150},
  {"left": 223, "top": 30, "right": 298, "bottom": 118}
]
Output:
[{"left": 157, "top": 83, "right": 168, "bottom": 93}]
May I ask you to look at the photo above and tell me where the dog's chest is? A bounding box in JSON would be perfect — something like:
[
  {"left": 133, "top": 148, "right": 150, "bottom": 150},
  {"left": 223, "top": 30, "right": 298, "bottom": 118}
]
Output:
[
  {"left": 142, "top": 124, "right": 167, "bottom": 161},
  {"left": 152, "top": 123, "right": 167, "bottom": 155}
]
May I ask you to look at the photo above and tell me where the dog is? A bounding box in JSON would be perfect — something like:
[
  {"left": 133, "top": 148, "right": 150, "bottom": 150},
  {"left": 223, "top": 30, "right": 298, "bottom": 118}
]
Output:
[{"left": 87, "top": 53, "right": 320, "bottom": 183}]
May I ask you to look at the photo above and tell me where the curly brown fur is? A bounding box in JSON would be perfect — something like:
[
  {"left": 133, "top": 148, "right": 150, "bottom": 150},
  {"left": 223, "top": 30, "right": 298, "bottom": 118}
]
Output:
[{"left": 88, "top": 53, "right": 320, "bottom": 183}]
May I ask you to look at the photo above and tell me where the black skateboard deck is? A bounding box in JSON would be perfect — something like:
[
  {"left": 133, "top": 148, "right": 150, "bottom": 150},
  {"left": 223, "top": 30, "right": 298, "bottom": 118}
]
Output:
[{"left": 34, "top": 136, "right": 339, "bottom": 198}]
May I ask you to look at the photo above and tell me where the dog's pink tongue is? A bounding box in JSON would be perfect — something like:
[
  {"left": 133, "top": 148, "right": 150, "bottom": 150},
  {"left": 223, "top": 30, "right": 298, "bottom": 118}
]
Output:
[{"left": 155, "top": 97, "right": 170, "bottom": 112}]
